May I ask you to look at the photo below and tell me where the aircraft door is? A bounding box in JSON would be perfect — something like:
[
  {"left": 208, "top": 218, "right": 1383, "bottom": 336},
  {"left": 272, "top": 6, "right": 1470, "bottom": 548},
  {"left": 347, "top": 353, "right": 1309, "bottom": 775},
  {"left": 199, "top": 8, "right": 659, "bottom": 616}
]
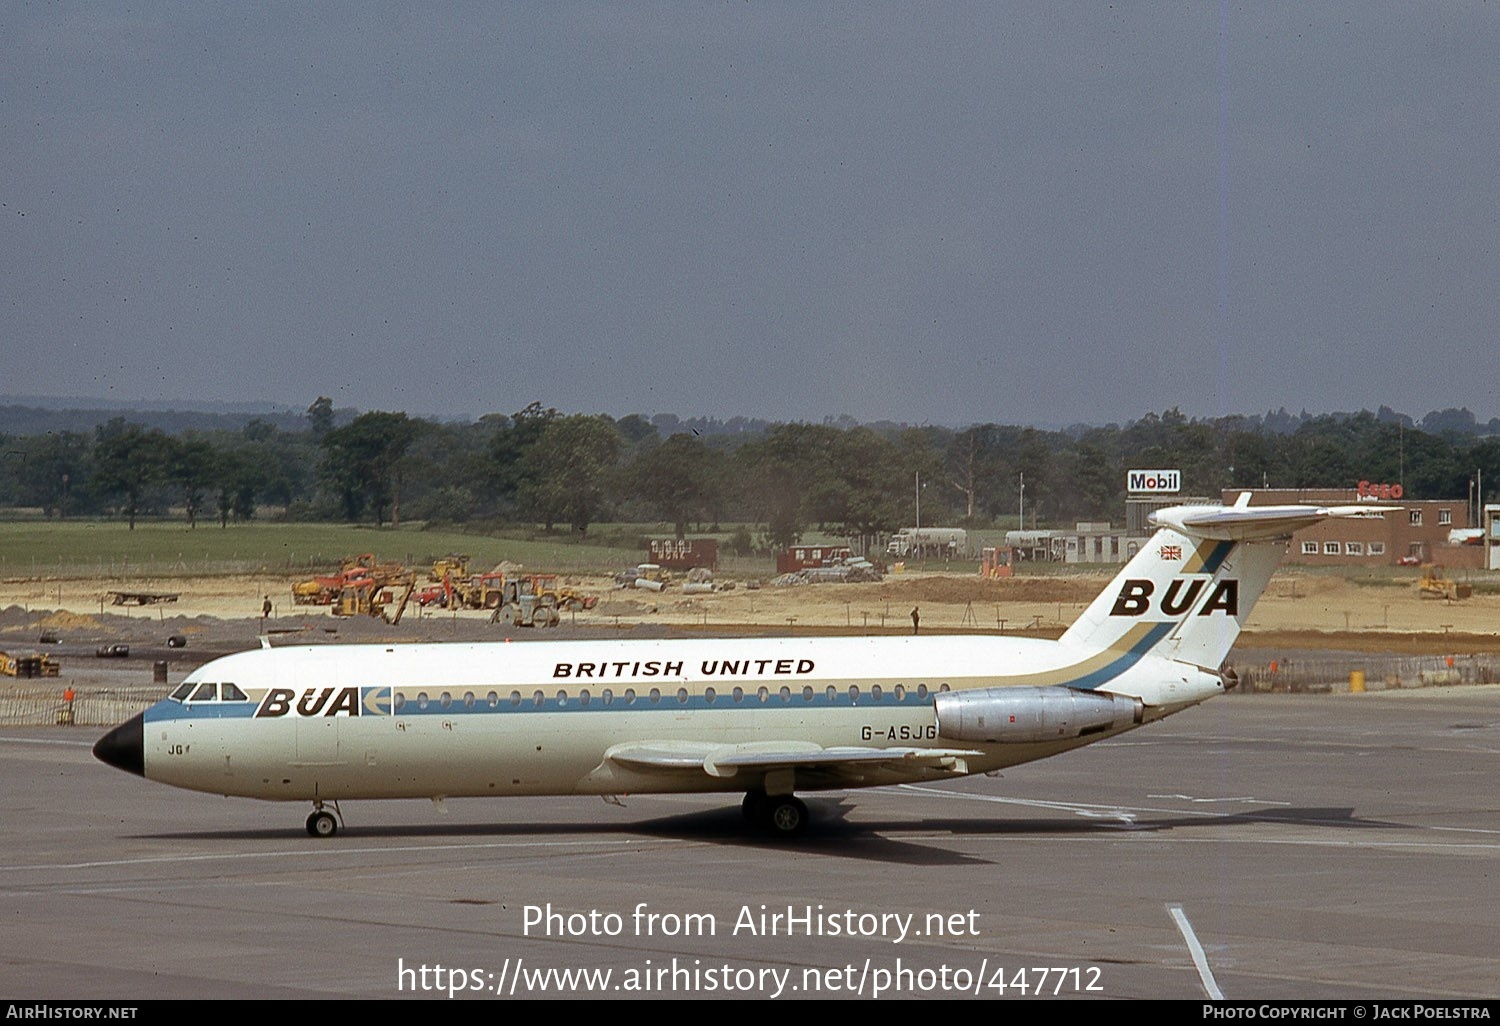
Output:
[{"left": 291, "top": 674, "right": 346, "bottom": 768}]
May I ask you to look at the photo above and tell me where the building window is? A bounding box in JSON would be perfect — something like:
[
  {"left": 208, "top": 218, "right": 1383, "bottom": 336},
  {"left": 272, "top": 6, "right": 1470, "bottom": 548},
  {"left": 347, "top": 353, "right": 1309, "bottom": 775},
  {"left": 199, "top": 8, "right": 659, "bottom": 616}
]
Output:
[
  {"left": 1439, "top": 509, "right": 1452, "bottom": 525},
  {"left": 1369, "top": 542, "right": 1386, "bottom": 556},
  {"left": 1409, "top": 510, "right": 1423, "bottom": 526},
  {"left": 1302, "top": 541, "right": 1319, "bottom": 555},
  {"left": 1345, "top": 542, "right": 1364, "bottom": 555},
  {"left": 1324, "top": 541, "right": 1340, "bottom": 555}
]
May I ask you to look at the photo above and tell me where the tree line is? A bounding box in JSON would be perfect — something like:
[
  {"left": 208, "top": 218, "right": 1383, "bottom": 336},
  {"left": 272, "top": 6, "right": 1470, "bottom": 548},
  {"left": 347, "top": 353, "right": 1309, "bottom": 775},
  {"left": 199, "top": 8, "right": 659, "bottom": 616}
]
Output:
[{"left": 2, "top": 400, "right": 1498, "bottom": 550}]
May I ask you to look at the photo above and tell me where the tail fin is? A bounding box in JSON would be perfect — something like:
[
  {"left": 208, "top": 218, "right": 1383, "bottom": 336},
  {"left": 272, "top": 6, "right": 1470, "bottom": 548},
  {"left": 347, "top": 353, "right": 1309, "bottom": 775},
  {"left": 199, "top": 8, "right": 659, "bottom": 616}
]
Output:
[{"left": 1058, "top": 495, "right": 1393, "bottom": 669}]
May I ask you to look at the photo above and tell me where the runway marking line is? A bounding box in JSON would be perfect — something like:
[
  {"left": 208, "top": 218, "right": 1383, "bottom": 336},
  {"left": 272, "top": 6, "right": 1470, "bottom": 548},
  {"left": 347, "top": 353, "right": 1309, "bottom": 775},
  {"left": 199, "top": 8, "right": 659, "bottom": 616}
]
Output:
[{"left": 1169, "top": 904, "right": 1224, "bottom": 1000}]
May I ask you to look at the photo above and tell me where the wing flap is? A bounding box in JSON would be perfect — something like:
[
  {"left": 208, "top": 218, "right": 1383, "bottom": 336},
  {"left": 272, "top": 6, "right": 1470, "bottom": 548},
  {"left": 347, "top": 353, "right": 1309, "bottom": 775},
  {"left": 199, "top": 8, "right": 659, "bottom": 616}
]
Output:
[{"left": 604, "top": 740, "right": 982, "bottom": 780}]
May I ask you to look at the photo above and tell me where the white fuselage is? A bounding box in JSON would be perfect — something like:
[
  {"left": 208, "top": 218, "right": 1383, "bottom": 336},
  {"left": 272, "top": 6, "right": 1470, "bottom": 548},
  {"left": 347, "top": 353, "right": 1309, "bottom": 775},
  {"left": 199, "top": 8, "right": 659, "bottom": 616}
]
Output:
[{"left": 139, "top": 635, "right": 1223, "bottom": 803}]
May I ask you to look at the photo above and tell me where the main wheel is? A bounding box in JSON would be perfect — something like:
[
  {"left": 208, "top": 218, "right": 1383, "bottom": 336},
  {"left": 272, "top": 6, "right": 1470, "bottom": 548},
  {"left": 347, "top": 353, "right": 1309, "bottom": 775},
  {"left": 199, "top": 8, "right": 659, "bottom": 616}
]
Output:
[
  {"left": 306, "top": 809, "right": 338, "bottom": 838},
  {"left": 762, "top": 795, "right": 808, "bottom": 837}
]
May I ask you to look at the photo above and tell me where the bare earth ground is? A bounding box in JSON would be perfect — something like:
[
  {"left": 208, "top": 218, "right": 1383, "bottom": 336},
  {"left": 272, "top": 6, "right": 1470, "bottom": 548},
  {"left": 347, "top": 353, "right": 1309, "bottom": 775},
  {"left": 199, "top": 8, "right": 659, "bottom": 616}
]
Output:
[{"left": 1, "top": 566, "right": 1497, "bottom": 655}]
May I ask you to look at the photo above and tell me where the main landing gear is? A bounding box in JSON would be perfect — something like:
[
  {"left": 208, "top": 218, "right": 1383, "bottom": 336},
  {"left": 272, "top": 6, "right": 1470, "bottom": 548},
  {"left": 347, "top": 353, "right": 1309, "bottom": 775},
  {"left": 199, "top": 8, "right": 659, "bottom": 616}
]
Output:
[
  {"left": 306, "top": 801, "right": 343, "bottom": 838},
  {"left": 742, "top": 790, "right": 809, "bottom": 837}
]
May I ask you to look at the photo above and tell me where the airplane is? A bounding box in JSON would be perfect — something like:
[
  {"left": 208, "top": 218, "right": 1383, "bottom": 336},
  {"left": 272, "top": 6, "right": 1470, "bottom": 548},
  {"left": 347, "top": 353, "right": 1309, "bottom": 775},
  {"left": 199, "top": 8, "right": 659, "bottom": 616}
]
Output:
[{"left": 93, "top": 496, "right": 1389, "bottom": 838}]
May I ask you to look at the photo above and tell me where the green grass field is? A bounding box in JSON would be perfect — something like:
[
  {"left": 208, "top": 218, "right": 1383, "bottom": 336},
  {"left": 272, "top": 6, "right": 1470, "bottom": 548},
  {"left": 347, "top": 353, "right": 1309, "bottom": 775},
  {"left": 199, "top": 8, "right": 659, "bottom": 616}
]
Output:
[
  {"left": 0, "top": 518, "right": 988, "bottom": 581},
  {"left": 0, "top": 521, "right": 658, "bottom": 579}
]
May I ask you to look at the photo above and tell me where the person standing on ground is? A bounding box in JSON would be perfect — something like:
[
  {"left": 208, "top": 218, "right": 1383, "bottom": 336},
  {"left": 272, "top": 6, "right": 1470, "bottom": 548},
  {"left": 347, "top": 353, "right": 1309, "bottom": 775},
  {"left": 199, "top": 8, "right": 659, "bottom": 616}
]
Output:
[{"left": 911, "top": 606, "right": 920, "bottom": 635}]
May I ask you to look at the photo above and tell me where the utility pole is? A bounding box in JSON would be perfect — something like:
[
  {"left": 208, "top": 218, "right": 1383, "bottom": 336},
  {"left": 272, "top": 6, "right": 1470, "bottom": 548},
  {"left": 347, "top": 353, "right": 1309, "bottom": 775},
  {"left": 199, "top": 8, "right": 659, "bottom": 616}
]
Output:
[{"left": 914, "top": 471, "right": 921, "bottom": 558}]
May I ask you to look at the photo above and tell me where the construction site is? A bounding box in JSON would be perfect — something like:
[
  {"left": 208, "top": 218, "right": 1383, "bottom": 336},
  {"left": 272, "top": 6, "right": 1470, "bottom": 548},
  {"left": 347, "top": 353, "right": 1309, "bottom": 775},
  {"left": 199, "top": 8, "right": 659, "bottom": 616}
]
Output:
[{"left": 286, "top": 552, "right": 601, "bottom": 628}]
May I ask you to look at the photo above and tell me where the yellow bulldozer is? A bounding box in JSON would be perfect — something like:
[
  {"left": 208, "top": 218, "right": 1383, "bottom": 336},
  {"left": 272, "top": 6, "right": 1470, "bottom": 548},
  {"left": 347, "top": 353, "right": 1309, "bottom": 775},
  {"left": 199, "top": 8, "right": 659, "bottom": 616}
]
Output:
[{"left": 1418, "top": 566, "right": 1472, "bottom": 601}]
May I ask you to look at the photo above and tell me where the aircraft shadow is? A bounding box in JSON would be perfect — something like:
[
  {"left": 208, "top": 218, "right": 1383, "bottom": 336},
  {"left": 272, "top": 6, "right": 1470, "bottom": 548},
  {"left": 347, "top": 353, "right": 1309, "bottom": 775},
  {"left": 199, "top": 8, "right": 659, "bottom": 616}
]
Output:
[{"left": 127, "top": 802, "right": 1399, "bottom": 868}]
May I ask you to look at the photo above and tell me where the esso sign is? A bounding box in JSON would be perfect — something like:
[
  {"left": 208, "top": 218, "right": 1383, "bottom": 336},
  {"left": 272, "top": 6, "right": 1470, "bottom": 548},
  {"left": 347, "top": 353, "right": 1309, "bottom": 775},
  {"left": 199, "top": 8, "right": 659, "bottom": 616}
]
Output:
[
  {"left": 1357, "top": 480, "right": 1404, "bottom": 500},
  {"left": 1127, "top": 469, "right": 1181, "bottom": 494}
]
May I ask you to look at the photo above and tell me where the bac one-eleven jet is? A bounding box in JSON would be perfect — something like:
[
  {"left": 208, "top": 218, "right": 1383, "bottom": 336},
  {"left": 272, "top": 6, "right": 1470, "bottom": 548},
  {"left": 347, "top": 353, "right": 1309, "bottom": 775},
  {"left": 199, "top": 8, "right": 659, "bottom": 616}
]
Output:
[{"left": 93, "top": 496, "right": 1387, "bottom": 838}]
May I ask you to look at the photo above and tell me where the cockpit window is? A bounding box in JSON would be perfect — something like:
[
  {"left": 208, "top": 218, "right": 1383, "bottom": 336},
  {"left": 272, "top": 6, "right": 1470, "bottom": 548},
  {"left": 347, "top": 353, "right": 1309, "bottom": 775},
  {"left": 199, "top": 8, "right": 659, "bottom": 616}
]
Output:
[
  {"left": 190, "top": 682, "right": 218, "bottom": 702},
  {"left": 221, "top": 682, "right": 248, "bottom": 702},
  {"left": 170, "top": 682, "right": 196, "bottom": 701}
]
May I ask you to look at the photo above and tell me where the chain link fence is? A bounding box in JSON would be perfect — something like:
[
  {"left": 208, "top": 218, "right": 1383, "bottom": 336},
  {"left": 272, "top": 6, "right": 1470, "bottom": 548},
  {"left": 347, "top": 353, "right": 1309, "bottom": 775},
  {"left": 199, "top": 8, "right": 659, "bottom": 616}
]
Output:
[
  {"left": 1233, "top": 652, "right": 1500, "bottom": 693},
  {"left": 0, "top": 687, "right": 162, "bottom": 727}
]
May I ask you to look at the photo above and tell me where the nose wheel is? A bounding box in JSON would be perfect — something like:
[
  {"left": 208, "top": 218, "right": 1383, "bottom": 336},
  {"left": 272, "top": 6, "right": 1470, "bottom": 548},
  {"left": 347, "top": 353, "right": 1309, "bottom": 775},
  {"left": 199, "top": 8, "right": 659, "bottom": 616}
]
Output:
[{"left": 306, "top": 803, "right": 342, "bottom": 838}]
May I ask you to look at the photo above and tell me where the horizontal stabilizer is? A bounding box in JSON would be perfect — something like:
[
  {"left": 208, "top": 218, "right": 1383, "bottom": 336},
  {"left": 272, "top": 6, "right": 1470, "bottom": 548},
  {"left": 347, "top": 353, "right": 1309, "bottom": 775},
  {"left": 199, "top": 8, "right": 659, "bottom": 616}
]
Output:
[{"left": 1151, "top": 500, "right": 1398, "bottom": 541}]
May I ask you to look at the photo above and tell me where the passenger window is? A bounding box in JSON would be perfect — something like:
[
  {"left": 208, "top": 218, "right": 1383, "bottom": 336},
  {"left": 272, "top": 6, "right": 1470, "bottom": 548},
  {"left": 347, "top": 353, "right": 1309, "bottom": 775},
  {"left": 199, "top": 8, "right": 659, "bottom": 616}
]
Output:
[
  {"left": 417, "top": 692, "right": 430, "bottom": 710},
  {"left": 826, "top": 685, "right": 837, "bottom": 702},
  {"left": 894, "top": 685, "right": 906, "bottom": 701},
  {"left": 779, "top": 686, "right": 791, "bottom": 702},
  {"left": 463, "top": 692, "right": 475, "bottom": 709},
  {"left": 871, "top": 685, "right": 883, "bottom": 701},
  {"left": 848, "top": 685, "right": 861, "bottom": 704},
  {"left": 221, "top": 683, "right": 248, "bottom": 702},
  {"left": 732, "top": 687, "right": 744, "bottom": 703},
  {"left": 757, "top": 686, "right": 769, "bottom": 703},
  {"left": 704, "top": 687, "right": 717, "bottom": 704},
  {"left": 602, "top": 688, "right": 614, "bottom": 706},
  {"left": 532, "top": 690, "right": 544, "bottom": 707},
  {"left": 579, "top": 689, "right": 591, "bottom": 707},
  {"left": 509, "top": 691, "right": 522, "bottom": 707},
  {"left": 190, "top": 682, "right": 217, "bottom": 702},
  {"left": 648, "top": 688, "right": 661, "bottom": 704},
  {"left": 555, "top": 690, "right": 568, "bottom": 707},
  {"left": 676, "top": 687, "right": 688, "bottom": 704},
  {"left": 802, "top": 686, "right": 814, "bottom": 702}
]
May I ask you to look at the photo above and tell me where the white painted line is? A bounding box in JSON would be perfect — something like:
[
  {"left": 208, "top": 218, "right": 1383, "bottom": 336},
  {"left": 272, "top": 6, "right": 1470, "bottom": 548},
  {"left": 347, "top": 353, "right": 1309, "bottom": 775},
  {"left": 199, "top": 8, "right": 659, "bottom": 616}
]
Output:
[
  {"left": 0, "top": 737, "right": 95, "bottom": 748},
  {"left": 1147, "top": 794, "right": 1290, "bottom": 806},
  {"left": 0, "top": 837, "right": 687, "bottom": 873},
  {"left": 1169, "top": 904, "right": 1224, "bottom": 1000}
]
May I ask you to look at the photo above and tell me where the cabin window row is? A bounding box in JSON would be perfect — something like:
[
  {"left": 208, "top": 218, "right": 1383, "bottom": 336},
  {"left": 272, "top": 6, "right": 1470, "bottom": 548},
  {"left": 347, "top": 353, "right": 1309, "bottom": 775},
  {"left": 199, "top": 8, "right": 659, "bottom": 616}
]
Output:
[{"left": 392, "top": 682, "right": 952, "bottom": 712}]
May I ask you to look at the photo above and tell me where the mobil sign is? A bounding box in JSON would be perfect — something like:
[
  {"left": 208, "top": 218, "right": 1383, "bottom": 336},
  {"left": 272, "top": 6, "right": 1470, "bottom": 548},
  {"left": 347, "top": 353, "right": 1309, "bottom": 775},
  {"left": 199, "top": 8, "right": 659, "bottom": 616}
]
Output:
[{"left": 1127, "top": 469, "right": 1181, "bottom": 494}]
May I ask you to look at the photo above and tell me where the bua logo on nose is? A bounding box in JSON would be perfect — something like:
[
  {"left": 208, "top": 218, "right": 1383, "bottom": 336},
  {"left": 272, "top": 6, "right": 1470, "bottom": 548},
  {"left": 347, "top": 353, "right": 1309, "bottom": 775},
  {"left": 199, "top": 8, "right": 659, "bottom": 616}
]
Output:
[{"left": 255, "top": 687, "right": 362, "bottom": 718}]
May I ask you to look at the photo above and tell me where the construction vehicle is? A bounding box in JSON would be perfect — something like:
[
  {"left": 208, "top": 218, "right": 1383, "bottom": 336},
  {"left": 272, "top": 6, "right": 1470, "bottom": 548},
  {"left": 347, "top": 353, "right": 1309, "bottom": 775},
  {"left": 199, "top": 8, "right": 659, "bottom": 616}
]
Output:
[
  {"left": 294, "top": 553, "right": 405, "bottom": 606},
  {"left": 488, "top": 577, "right": 561, "bottom": 628},
  {"left": 435, "top": 569, "right": 507, "bottom": 609},
  {"left": 332, "top": 572, "right": 417, "bottom": 623},
  {"left": 1, "top": 651, "right": 61, "bottom": 678},
  {"left": 1418, "top": 566, "right": 1472, "bottom": 601},
  {"left": 528, "top": 573, "right": 598, "bottom": 612},
  {"left": 430, "top": 554, "right": 471, "bottom": 582}
]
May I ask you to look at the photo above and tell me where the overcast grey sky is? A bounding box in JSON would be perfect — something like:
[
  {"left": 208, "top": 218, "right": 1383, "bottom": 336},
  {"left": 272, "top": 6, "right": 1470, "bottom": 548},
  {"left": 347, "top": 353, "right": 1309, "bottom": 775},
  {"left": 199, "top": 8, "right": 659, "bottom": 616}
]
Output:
[{"left": 3, "top": 3, "right": 1497, "bottom": 428}]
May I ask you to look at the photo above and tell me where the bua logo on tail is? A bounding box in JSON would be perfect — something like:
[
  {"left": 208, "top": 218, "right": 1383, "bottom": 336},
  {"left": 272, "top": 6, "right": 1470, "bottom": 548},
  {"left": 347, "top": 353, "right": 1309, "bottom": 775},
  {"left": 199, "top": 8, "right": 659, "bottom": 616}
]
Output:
[{"left": 1108, "top": 577, "right": 1238, "bottom": 618}]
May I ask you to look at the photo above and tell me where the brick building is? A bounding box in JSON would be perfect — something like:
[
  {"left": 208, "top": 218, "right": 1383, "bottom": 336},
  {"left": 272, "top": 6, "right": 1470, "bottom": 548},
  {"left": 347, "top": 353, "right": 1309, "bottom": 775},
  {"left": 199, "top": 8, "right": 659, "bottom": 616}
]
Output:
[{"left": 1219, "top": 488, "right": 1480, "bottom": 568}]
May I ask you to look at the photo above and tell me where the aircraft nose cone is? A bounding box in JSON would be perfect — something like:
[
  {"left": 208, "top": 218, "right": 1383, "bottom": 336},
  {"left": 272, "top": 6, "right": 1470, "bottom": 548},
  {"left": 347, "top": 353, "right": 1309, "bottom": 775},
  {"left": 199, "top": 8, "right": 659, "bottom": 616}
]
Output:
[{"left": 93, "top": 713, "right": 145, "bottom": 777}]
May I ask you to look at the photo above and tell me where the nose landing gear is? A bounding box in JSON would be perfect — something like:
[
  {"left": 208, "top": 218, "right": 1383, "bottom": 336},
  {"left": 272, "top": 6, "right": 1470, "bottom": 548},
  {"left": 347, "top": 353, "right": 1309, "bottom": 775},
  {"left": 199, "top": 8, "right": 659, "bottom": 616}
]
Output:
[{"left": 306, "top": 801, "right": 343, "bottom": 837}]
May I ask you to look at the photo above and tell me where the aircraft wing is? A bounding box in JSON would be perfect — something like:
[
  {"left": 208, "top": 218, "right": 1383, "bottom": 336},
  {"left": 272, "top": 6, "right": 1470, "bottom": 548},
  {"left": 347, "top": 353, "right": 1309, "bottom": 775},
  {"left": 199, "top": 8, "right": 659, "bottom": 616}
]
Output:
[{"left": 604, "top": 740, "right": 983, "bottom": 782}]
